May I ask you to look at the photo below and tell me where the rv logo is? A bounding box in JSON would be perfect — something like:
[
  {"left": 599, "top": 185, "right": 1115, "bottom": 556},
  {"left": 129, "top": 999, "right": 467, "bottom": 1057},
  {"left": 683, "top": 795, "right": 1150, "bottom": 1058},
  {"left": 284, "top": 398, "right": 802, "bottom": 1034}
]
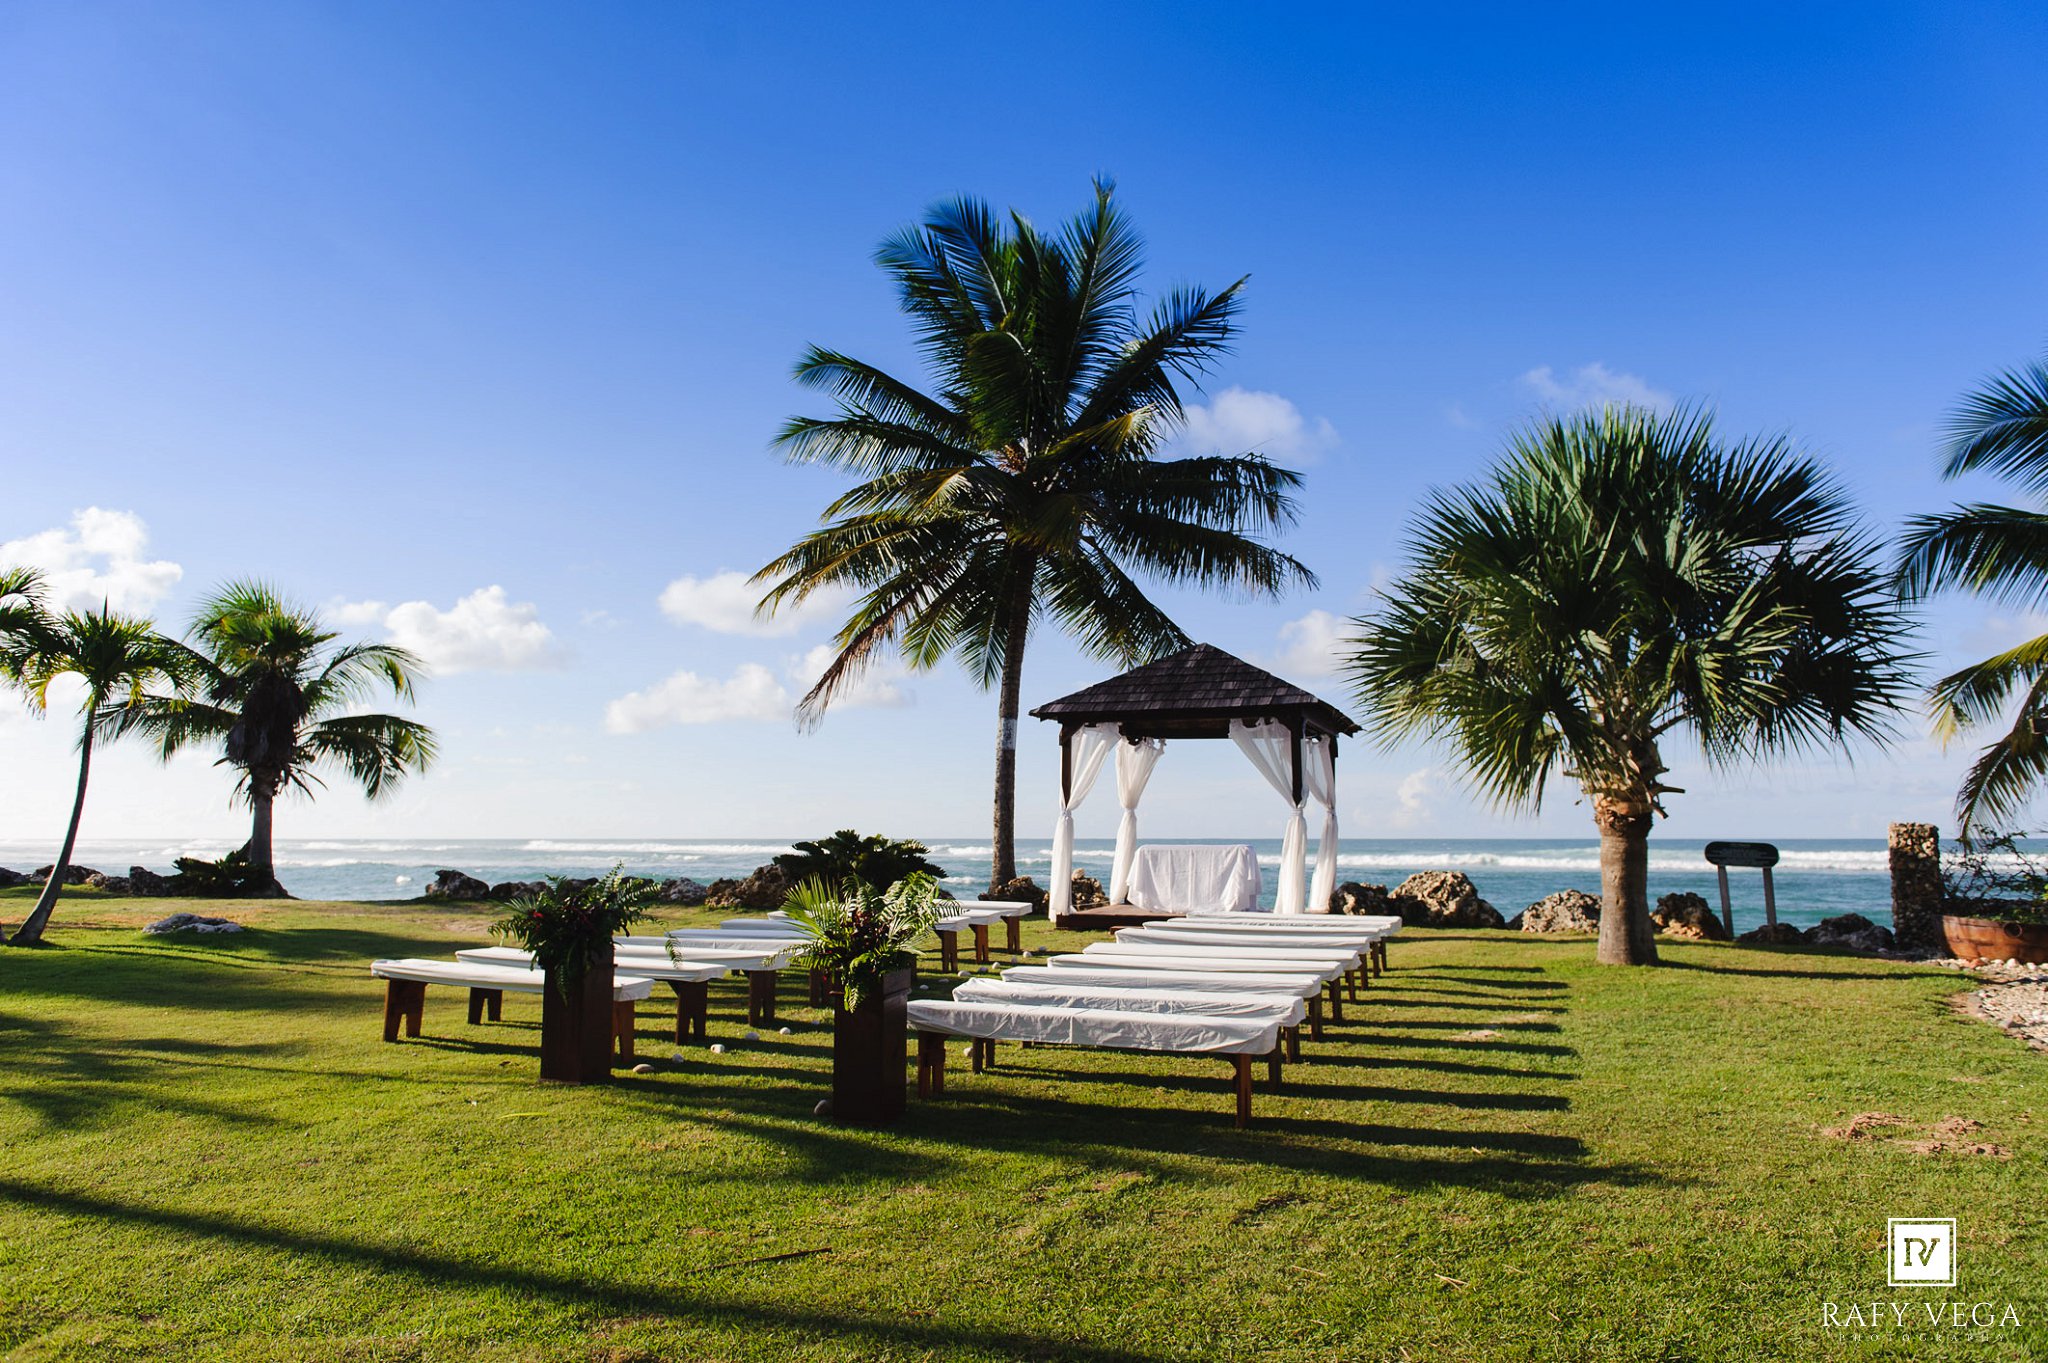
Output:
[{"left": 1887, "top": 1219, "right": 1956, "bottom": 1288}]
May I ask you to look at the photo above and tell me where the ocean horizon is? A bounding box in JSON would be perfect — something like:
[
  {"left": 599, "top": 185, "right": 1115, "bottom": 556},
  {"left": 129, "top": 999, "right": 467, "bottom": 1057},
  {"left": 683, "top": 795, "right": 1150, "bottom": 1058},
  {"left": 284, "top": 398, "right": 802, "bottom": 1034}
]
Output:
[{"left": 0, "top": 834, "right": 1937, "bottom": 931}]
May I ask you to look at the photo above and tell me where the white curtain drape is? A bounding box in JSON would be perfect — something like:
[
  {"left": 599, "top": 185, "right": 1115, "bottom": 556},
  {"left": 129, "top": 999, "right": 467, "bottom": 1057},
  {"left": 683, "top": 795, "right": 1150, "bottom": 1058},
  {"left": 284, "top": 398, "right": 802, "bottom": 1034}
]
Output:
[
  {"left": 1108, "top": 737, "right": 1166, "bottom": 904},
  {"left": 1048, "top": 724, "right": 1117, "bottom": 918},
  {"left": 1230, "top": 719, "right": 1308, "bottom": 913},
  {"left": 1302, "top": 734, "right": 1338, "bottom": 914}
]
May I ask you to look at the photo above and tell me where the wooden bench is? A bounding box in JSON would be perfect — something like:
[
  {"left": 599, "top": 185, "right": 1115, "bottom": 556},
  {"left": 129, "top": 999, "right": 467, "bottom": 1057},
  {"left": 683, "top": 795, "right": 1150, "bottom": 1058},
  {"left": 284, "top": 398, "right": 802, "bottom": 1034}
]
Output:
[
  {"left": 906, "top": 999, "right": 1286, "bottom": 1129},
  {"left": 457, "top": 947, "right": 730, "bottom": 1044},
  {"left": 1185, "top": 913, "right": 1401, "bottom": 974},
  {"left": 1054, "top": 946, "right": 1356, "bottom": 1022},
  {"left": 370, "top": 958, "right": 654, "bottom": 1062},
  {"left": 1119, "top": 925, "right": 1377, "bottom": 1000}
]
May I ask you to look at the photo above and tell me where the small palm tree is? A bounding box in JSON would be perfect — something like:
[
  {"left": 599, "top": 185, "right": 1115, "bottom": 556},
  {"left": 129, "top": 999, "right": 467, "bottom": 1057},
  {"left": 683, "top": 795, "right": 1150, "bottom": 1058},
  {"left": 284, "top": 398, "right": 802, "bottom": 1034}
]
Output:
[
  {"left": 1348, "top": 406, "right": 1914, "bottom": 965},
  {"left": 1897, "top": 355, "right": 2048, "bottom": 836},
  {"left": 113, "top": 582, "right": 437, "bottom": 895},
  {"left": 756, "top": 181, "right": 1314, "bottom": 889},
  {"left": 1, "top": 597, "right": 191, "bottom": 945}
]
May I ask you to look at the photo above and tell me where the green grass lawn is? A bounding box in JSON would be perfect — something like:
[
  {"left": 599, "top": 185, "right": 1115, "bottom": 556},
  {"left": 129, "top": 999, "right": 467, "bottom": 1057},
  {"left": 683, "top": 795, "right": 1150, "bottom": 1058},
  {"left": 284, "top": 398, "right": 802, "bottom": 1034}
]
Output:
[{"left": 0, "top": 891, "right": 2040, "bottom": 1361}]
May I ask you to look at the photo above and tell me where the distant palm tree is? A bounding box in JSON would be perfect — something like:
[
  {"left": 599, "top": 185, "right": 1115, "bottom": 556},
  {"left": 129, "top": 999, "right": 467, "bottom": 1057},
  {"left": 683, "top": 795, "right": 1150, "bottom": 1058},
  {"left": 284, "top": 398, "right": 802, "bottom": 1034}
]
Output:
[
  {"left": 1348, "top": 406, "right": 1914, "bottom": 965},
  {"left": 1897, "top": 356, "right": 2048, "bottom": 837},
  {"left": 113, "top": 582, "right": 437, "bottom": 895},
  {"left": 1, "top": 596, "right": 191, "bottom": 945},
  {"left": 755, "top": 181, "right": 1314, "bottom": 889}
]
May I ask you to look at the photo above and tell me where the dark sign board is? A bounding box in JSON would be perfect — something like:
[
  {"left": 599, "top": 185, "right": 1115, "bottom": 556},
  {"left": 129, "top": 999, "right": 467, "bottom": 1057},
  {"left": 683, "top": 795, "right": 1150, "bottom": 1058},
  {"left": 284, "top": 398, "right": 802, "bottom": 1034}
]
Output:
[{"left": 1704, "top": 840, "right": 1779, "bottom": 869}]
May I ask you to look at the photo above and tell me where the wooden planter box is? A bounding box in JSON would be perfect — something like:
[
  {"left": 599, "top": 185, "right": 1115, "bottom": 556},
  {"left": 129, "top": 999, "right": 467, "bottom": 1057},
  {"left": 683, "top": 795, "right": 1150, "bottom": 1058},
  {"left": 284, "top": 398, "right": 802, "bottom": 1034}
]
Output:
[
  {"left": 831, "top": 966, "right": 914, "bottom": 1127},
  {"left": 1942, "top": 913, "right": 2048, "bottom": 965},
  {"left": 540, "top": 942, "right": 616, "bottom": 1085}
]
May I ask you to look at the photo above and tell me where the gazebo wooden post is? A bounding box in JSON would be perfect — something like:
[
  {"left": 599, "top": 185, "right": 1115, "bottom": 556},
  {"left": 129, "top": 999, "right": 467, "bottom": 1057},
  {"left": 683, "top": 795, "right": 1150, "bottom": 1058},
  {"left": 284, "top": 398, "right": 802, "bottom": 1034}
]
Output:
[
  {"left": 1287, "top": 717, "right": 1305, "bottom": 807},
  {"left": 1059, "top": 720, "right": 1076, "bottom": 806}
]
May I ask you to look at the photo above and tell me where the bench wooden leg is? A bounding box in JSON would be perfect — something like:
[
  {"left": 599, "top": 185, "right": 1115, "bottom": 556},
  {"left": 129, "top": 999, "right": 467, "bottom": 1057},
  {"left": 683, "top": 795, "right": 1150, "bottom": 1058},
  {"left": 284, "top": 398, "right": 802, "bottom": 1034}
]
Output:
[
  {"left": 670, "top": 980, "right": 708, "bottom": 1044},
  {"left": 808, "top": 968, "right": 831, "bottom": 1008},
  {"left": 1267, "top": 1046, "right": 1283, "bottom": 1089},
  {"left": 1005, "top": 917, "right": 1021, "bottom": 953},
  {"left": 612, "top": 1000, "right": 636, "bottom": 1064},
  {"left": 917, "top": 1032, "right": 946, "bottom": 1098},
  {"left": 747, "top": 970, "right": 777, "bottom": 1026},
  {"left": 971, "top": 923, "right": 990, "bottom": 964},
  {"left": 1233, "top": 1054, "right": 1253, "bottom": 1129},
  {"left": 1285, "top": 1024, "right": 1301, "bottom": 1063},
  {"left": 969, "top": 1037, "right": 995, "bottom": 1073},
  {"left": 466, "top": 987, "right": 504, "bottom": 1025},
  {"left": 382, "top": 979, "right": 417, "bottom": 1042},
  {"left": 1325, "top": 980, "right": 1344, "bottom": 1024},
  {"left": 1372, "top": 940, "right": 1387, "bottom": 975},
  {"left": 1308, "top": 996, "right": 1324, "bottom": 1042},
  {"left": 937, "top": 930, "right": 958, "bottom": 974}
]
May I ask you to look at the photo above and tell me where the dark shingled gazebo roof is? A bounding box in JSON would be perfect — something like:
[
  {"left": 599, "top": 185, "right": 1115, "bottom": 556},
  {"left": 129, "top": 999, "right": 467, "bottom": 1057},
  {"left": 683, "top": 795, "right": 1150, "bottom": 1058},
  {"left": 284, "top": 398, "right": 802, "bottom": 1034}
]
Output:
[{"left": 1029, "top": 643, "right": 1359, "bottom": 741}]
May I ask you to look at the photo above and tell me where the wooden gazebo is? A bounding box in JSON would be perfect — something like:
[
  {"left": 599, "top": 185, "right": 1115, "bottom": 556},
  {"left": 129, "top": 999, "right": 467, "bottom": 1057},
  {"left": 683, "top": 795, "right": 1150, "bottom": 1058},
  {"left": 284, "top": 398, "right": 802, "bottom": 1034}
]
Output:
[{"left": 1029, "top": 643, "right": 1361, "bottom": 929}]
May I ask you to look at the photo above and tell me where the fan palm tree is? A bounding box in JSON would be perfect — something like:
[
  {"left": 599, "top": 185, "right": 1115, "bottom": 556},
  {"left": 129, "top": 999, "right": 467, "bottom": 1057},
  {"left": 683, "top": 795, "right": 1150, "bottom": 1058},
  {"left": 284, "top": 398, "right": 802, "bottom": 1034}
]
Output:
[
  {"left": 112, "top": 582, "right": 437, "bottom": 896},
  {"left": 754, "top": 181, "right": 1314, "bottom": 889},
  {"left": 1347, "top": 406, "right": 1914, "bottom": 965},
  {"left": 1, "top": 598, "right": 191, "bottom": 945},
  {"left": 1897, "top": 355, "right": 2048, "bottom": 837}
]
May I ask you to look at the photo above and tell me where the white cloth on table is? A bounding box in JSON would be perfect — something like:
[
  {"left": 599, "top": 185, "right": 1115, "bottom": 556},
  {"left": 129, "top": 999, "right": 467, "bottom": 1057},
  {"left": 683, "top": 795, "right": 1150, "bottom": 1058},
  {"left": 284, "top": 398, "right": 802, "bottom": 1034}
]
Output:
[
  {"left": 1125, "top": 843, "right": 1261, "bottom": 912},
  {"left": 1230, "top": 719, "right": 1308, "bottom": 913},
  {"left": 1048, "top": 724, "right": 1117, "bottom": 918},
  {"left": 1132, "top": 925, "right": 1389, "bottom": 949},
  {"left": 1108, "top": 737, "right": 1166, "bottom": 905},
  {"left": 1054, "top": 948, "right": 1348, "bottom": 984},
  {"left": 906, "top": 999, "right": 1279, "bottom": 1056}
]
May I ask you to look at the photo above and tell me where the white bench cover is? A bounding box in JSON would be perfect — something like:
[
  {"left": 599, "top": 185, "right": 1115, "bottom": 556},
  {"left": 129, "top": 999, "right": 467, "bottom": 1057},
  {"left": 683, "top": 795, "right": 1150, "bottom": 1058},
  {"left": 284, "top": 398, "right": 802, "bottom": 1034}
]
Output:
[
  {"left": 954, "top": 977, "right": 1305, "bottom": 1025},
  {"left": 1089, "top": 939, "right": 1359, "bottom": 968},
  {"left": 454, "top": 947, "right": 728, "bottom": 983},
  {"left": 907, "top": 999, "right": 1280, "bottom": 1056},
  {"left": 372, "top": 957, "right": 654, "bottom": 1000},
  {"left": 1003, "top": 964, "right": 1325, "bottom": 998},
  {"left": 1187, "top": 911, "right": 1403, "bottom": 933},
  {"left": 1057, "top": 948, "right": 1348, "bottom": 984},
  {"left": 1126, "top": 844, "right": 1261, "bottom": 913},
  {"left": 1127, "top": 925, "right": 1387, "bottom": 951}
]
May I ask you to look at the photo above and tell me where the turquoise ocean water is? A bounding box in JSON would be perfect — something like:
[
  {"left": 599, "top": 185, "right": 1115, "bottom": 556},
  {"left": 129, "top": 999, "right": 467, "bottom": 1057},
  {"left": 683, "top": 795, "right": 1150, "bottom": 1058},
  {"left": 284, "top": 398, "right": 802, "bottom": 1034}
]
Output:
[{"left": 0, "top": 835, "right": 1909, "bottom": 932}]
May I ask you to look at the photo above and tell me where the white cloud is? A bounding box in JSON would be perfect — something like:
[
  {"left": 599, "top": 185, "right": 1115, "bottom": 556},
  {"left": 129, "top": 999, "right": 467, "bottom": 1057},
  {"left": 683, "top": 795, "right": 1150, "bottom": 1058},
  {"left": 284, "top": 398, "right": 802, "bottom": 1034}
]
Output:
[
  {"left": 335, "top": 586, "right": 562, "bottom": 674},
  {"left": 791, "top": 644, "right": 911, "bottom": 710},
  {"left": 604, "top": 645, "right": 912, "bottom": 735},
  {"left": 1519, "top": 362, "right": 1673, "bottom": 413},
  {"left": 658, "top": 570, "right": 849, "bottom": 637},
  {"left": 1175, "top": 387, "right": 1338, "bottom": 462},
  {"left": 0, "top": 507, "right": 183, "bottom": 614},
  {"left": 1273, "top": 609, "right": 1350, "bottom": 680},
  {"left": 605, "top": 663, "right": 790, "bottom": 732},
  {"left": 1389, "top": 766, "right": 1440, "bottom": 832}
]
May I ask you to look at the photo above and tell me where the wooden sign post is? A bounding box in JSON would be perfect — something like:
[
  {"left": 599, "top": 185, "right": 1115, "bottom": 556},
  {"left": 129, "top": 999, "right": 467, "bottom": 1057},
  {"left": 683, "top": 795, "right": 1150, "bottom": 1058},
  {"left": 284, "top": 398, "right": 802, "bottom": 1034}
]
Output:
[{"left": 1703, "top": 841, "right": 1779, "bottom": 937}]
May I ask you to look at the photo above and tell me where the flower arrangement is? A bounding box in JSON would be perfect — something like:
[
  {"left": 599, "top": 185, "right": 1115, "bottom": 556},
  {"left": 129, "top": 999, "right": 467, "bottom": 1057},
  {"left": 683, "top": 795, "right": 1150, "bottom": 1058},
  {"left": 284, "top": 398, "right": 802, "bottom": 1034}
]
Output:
[
  {"left": 492, "top": 864, "right": 655, "bottom": 996},
  {"left": 781, "top": 871, "right": 945, "bottom": 1009}
]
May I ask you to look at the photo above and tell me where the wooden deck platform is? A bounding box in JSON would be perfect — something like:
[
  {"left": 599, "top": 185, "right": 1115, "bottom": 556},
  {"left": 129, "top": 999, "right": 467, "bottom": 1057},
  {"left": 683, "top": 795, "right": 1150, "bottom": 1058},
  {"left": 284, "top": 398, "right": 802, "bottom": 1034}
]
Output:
[{"left": 1052, "top": 905, "right": 1181, "bottom": 933}]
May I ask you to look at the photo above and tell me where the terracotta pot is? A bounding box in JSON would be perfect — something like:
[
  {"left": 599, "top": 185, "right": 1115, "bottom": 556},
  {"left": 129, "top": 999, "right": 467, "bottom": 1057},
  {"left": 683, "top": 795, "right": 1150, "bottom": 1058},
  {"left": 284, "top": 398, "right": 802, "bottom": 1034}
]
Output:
[
  {"left": 831, "top": 966, "right": 914, "bottom": 1127},
  {"left": 1941, "top": 914, "right": 2048, "bottom": 964},
  {"left": 540, "top": 941, "right": 616, "bottom": 1084}
]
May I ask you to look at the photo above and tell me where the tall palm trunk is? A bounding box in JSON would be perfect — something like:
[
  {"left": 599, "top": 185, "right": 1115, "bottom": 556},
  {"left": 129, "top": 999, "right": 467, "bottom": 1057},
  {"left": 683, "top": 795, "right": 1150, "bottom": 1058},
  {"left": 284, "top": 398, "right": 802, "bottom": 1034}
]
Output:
[
  {"left": 9, "top": 716, "right": 95, "bottom": 946},
  {"left": 1593, "top": 796, "right": 1659, "bottom": 966},
  {"left": 988, "top": 554, "right": 1036, "bottom": 892},
  {"left": 244, "top": 778, "right": 288, "bottom": 898}
]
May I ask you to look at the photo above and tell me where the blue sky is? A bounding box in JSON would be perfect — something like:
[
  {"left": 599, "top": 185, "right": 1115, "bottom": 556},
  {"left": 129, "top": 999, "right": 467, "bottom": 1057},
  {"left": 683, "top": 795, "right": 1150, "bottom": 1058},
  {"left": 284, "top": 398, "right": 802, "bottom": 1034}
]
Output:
[{"left": 3, "top": 2, "right": 2047, "bottom": 851}]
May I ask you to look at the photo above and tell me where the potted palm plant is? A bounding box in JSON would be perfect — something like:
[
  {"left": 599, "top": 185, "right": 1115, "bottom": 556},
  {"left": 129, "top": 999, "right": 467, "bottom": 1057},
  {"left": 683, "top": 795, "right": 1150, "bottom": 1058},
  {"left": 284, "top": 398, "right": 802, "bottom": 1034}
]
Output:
[
  {"left": 783, "top": 872, "right": 943, "bottom": 1126},
  {"left": 493, "top": 866, "right": 653, "bottom": 1084}
]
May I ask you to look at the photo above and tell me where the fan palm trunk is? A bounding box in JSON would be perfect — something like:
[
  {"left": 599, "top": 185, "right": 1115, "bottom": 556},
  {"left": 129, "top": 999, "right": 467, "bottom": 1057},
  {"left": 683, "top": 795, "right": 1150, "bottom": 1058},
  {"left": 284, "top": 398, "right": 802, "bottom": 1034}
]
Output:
[
  {"left": 9, "top": 718, "right": 95, "bottom": 946},
  {"left": 244, "top": 783, "right": 287, "bottom": 898},
  {"left": 1594, "top": 798, "right": 1659, "bottom": 966}
]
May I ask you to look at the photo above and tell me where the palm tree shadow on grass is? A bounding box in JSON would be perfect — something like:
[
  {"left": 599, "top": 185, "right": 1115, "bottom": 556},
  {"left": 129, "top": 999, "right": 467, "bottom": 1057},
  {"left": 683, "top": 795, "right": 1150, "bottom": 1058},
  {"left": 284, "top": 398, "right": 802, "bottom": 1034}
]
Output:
[
  {"left": 0, "top": 1013, "right": 299, "bottom": 1133},
  {"left": 0, "top": 1178, "right": 1181, "bottom": 1363}
]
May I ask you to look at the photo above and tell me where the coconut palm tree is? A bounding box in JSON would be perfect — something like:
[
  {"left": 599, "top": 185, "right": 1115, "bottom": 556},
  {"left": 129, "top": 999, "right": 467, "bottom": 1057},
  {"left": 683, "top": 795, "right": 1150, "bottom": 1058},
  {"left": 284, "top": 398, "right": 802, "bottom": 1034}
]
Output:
[
  {"left": 755, "top": 181, "right": 1314, "bottom": 890},
  {"left": 112, "top": 582, "right": 436, "bottom": 895},
  {"left": 1347, "top": 406, "right": 1914, "bottom": 965},
  {"left": 2, "top": 599, "right": 191, "bottom": 945},
  {"left": 1897, "top": 356, "right": 2048, "bottom": 837}
]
